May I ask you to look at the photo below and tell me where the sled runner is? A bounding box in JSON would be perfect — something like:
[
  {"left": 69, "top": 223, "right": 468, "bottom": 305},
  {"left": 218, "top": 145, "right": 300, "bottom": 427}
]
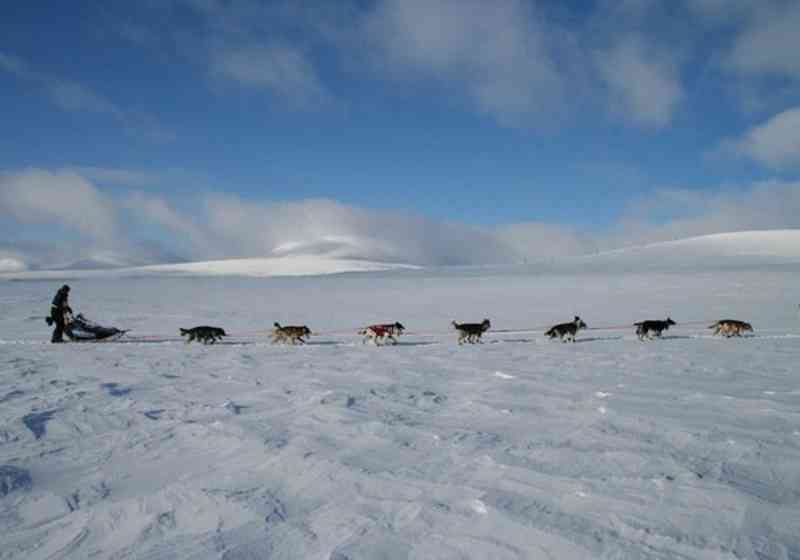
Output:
[{"left": 64, "top": 313, "right": 128, "bottom": 342}]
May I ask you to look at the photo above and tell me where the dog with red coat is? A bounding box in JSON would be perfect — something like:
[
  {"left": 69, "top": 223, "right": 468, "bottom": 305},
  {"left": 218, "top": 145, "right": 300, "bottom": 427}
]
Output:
[{"left": 359, "top": 322, "right": 405, "bottom": 345}]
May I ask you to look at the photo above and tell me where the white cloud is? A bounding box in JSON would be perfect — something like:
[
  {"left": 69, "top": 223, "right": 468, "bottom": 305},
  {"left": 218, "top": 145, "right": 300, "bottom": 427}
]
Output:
[
  {"left": 0, "top": 256, "right": 28, "bottom": 273},
  {"left": 593, "top": 35, "right": 684, "bottom": 128},
  {"left": 685, "top": 0, "right": 758, "bottom": 22},
  {"left": 725, "top": 2, "right": 800, "bottom": 80},
  {"left": 111, "top": 0, "right": 711, "bottom": 131},
  {"left": 362, "top": 0, "right": 565, "bottom": 127},
  {"left": 202, "top": 195, "right": 515, "bottom": 265},
  {"left": 210, "top": 44, "right": 329, "bottom": 107},
  {"left": 0, "top": 169, "right": 118, "bottom": 241},
  {"left": 65, "top": 167, "right": 162, "bottom": 188},
  {"left": 612, "top": 180, "right": 800, "bottom": 247},
  {"left": 124, "top": 193, "right": 219, "bottom": 259},
  {"left": 47, "top": 81, "right": 123, "bottom": 116},
  {"left": 0, "top": 51, "right": 173, "bottom": 141},
  {"left": 495, "top": 223, "right": 597, "bottom": 261},
  {"left": 0, "top": 51, "right": 26, "bottom": 74},
  {"left": 724, "top": 107, "right": 800, "bottom": 169}
]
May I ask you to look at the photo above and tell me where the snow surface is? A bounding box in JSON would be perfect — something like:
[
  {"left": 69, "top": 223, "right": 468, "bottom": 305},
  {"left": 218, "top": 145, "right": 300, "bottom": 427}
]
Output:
[{"left": 2, "top": 234, "right": 800, "bottom": 558}]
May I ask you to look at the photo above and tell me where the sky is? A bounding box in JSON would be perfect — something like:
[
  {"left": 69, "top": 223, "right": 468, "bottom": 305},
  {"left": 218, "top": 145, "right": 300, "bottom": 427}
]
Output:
[{"left": 1, "top": 0, "right": 800, "bottom": 270}]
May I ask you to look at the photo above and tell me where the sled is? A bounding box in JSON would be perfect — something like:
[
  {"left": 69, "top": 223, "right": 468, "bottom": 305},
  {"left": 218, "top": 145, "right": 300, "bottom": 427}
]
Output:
[{"left": 64, "top": 313, "right": 128, "bottom": 342}]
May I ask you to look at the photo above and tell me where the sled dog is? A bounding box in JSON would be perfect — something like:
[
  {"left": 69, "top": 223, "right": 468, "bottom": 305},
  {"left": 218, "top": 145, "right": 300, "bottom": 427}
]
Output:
[
  {"left": 180, "top": 326, "right": 227, "bottom": 344},
  {"left": 545, "top": 316, "right": 587, "bottom": 342},
  {"left": 272, "top": 322, "right": 312, "bottom": 345},
  {"left": 359, "top": 322, "right": 405, "bottom": 345},
  {"left": 634, "top": 318, "right": 675, "bottom": 340},
  {"left": 709, "top": 319, "right": 753, "bottom": 338},
  {"left": 452, "top": 319, "right": 491, "bottom": 344}
]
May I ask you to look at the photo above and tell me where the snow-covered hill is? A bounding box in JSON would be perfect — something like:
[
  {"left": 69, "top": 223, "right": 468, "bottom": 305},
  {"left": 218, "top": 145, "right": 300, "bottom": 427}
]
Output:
[
  {"left": 601, "top": 229, "right": 800, "bottom": 259},
  {"left": 3, "top": 229, "right": 799, "bottom": 280},
  {"left": 564, "top": 229, "right": 800, "bottom": 271},
  {"left": 0, "top": 255, "right": 418, "bottom": 280}
]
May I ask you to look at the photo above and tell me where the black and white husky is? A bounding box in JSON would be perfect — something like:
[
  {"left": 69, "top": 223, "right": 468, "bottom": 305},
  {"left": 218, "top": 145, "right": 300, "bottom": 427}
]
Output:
[
  {"left": 634, "top": 318, "right": 675, "bottom": 340},
  {"left": 452, "top": 319, "right": 491, "bottom": 344},
  {"left": 545, "top": 316, "right": 587, "bottom": 342},
  {"left": 180, "top": 326, "right": 227, "bottom": 344}
]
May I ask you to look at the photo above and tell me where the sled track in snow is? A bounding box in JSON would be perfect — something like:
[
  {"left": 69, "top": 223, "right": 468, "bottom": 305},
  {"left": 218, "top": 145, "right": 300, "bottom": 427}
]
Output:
[{"left": 3, "top": 330, "right": 800, "bottom": 347}]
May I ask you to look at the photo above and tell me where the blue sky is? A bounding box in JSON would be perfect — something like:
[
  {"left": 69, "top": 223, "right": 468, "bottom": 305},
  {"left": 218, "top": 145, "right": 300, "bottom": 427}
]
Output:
[{"left": 1, "top": 0, "right": 800, "bottom": 270}]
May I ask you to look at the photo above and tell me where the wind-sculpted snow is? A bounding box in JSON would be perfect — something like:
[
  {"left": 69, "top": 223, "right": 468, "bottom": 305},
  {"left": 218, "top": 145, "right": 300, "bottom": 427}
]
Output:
[
  {"left": 0, "top": 466, "right": 32, "bottom": 498},
  {"left": 1, "top": 265, "right": 800, "bottom": 558}
]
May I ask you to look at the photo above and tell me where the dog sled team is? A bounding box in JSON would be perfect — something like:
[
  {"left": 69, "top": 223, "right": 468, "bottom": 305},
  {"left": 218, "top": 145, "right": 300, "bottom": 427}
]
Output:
[
  {"left": 177, "top": 316, "right": 755, "bottom": 345},
  {"left": 47, "top": 286, "right": 756, "bottom": 345}
]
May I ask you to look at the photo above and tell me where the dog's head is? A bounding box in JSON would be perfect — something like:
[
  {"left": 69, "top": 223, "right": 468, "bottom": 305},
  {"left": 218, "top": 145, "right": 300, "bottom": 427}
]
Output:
[
  {"left": 302, "top": 326, "right": 312, "bottom": 336},
  {"left": 217, "top": 328, "right": 227, "bottom": 336},
  {"left": 481, "top": 318, "right": 491, "bottom": 331},
  {"left": 666, "top": 317, "right": 676, "bottom": 326},
  {"left": 574, "top": 316, "right": 587, "bottom": 330},
  {"left": 273, "top": 322, "right": 281, "bottom": 329},
  {"left": 742, "top": 322, "right": 753, "bottom": 332},
  {"left": 394, "top": 322, "right": 405, "bottom": 333}
]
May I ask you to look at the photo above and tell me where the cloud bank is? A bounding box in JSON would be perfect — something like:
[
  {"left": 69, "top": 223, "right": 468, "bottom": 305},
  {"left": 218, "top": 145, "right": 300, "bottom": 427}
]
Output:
[
  {"left": 725, "top": 107, "right": 800, "bottom": 170},
  {"left": 2, "top": 168, "right": 799, "bottom": 271}
]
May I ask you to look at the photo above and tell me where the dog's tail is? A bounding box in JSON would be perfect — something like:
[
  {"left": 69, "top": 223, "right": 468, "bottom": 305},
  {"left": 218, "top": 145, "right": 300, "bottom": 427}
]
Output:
[{"left": 179, "top": 328, "right": 189, "bottom": 335}]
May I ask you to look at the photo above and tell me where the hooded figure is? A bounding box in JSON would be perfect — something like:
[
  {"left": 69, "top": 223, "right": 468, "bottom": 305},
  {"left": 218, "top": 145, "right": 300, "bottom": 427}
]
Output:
[{"left": 49, "top": 285, "right": 72, "bottom": 343}]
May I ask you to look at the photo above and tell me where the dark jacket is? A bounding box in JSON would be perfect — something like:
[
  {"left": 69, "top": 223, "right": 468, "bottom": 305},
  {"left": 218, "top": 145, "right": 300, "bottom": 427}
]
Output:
[{"left": 52, "top": 287, "right": 71, "bottom": 311}]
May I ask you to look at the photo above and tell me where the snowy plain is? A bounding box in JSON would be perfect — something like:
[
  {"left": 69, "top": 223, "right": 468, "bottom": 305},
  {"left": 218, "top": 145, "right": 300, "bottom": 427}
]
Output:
[{"left": 2, "top": 232, "right": 800, "bottom": 559}]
